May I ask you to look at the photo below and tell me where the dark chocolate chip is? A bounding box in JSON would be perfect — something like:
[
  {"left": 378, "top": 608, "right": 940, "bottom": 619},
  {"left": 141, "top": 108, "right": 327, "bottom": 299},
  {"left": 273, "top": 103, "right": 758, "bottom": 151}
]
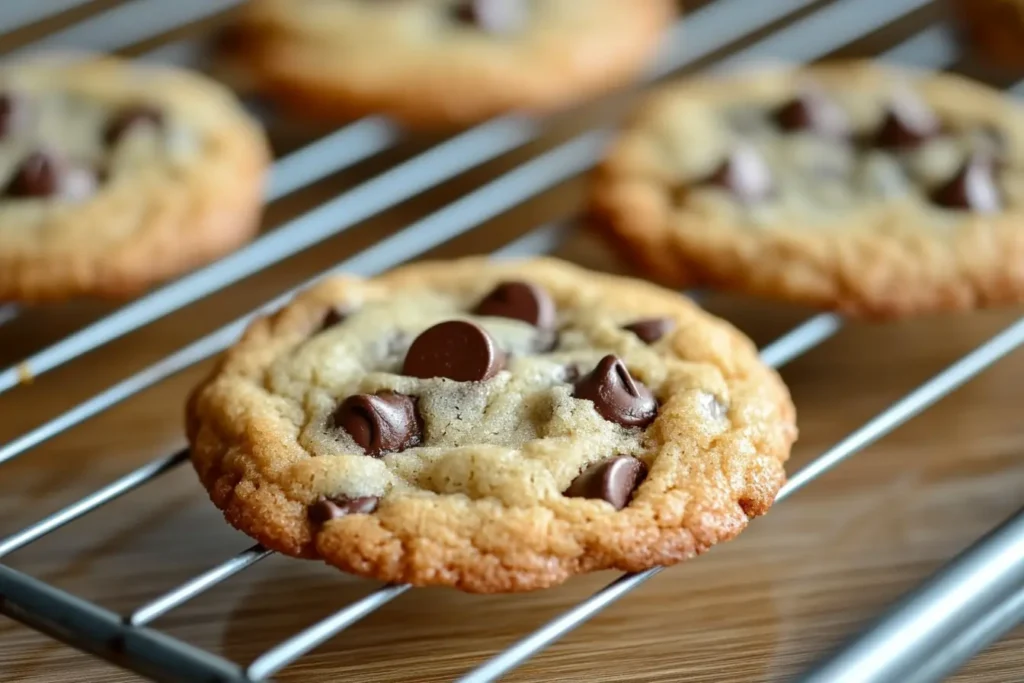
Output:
[
  {"left": 451, "top": 0, "right": 525, "bottom": 33},
  {"left": 5, "top": 151, "right": 60, "bottom": 197},
  {"left": 705, "top": 146, "right": 773, "bottom": 203},
  {"left": 930, "top": 152, "right": 1001, "bottom": 213},
  {"left": 873, "top": 91, "right": 940, "bottom": 149},
  {"left": 403, "top": 320, "right": 506, "bottom": 381},
  {"left": 308, "top": 495, "right": 380, "bottom": 524},
  {"left": 773, "top": 87, "right": 848, "bottom": 137},
  {"left": 474, "top": 281, "right": 556, "bottom": 329},
  {"left": 573, "top": 355, "right": 658, "bottom": 428},
  {"left": 622, "top": 318, "right": 675, "bottom": 344},
  {"left": 564, "top": 456, "right": 647, "bottom": 510},
  {"left": 331, "top": 391, "right": 422, "bottom": 456},
  {"left": 319, "top": 306, "right": 349, "bottom": 332},
  {"left": 104, "top": 105, "right": 164, "bottom": 146}
]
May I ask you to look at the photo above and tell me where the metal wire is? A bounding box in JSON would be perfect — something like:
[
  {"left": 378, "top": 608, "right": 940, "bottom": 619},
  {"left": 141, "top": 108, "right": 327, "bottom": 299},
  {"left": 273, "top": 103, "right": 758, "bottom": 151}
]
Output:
[
  {"left": 0, "top": 0, "right": 96, "bottom": 34},
  {"left": 0, "top": 0, "right": 821, "bottom": 395},
  {"left": 0, "top": 449, "right": 188, "bottom": 559},
  {"left": 245, "top": 584, "right": 412, "bottom": 680},
  {"left": 128, "top": 544, "right": 272, "bottom": 627},
  {"left": 798, "top": 506, "right": 1024, "bottom": 682}
]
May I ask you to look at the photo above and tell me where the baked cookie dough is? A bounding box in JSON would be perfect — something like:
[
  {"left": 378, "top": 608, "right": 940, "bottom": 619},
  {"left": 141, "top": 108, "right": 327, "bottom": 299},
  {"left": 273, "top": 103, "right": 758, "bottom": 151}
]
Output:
[
  {"left": 0, "top": 55, "right": 269, "bottom": 303},
  {"left": 589, "top": 61, "right": 1024, "bottom": 318},
  {"left": 214, "top": 0, "right": 676, "bottom": 129},
  {"left": 186, "top": 257, "right": 796, "bottom": 593}
]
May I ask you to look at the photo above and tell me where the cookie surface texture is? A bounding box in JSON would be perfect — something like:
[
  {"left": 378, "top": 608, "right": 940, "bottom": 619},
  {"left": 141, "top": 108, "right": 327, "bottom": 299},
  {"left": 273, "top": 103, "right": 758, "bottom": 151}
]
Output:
[
  {"left": 590, "top": 61, "right": 1024, "bottom": 318},
  {"left": 187, "top": 257, "right": 796, "bottom": 593},
  {"left": 217, "top": 0, "right": 675, "bottom": 128},
  {"left": 0, "top": 55, "right": 269, "bottom": 303}
]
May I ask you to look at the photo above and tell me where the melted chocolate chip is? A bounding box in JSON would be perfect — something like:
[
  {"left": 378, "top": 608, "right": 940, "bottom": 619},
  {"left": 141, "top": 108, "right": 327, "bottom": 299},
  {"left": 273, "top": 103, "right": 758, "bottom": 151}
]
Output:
[
  {"left": 308, "top": 496, "right": 380, "bottom": 524},
  {"left": 5, "top": 151, "right": 60, "bottom": 197},
  {"left": 104, "top": 105, "right": 164, "bottom": 146},
  {"left": 564, "top": 456, "right": 647, "bottom": 510},
  {"left": 319, "top": 306, "right": 349, "bottom": 332},
  {"left": 474, "top": 281, "right": 556, "bottom": 329},
  {"left": 930, "top": 152, "right": 1001, "bottom": 213},
  {"left": 573, "top": 355, "right": 658, "bottom": 428},
  {"left": 705, "top": 146, "right": 773, "bottom": 203},
  {"left": 773, "top": 87, "right": 848, "bottom": 137},
  {"left": 451, "top": 0, "right": 525, "bottom": 33},
  {"left": 403, "top": 320, "right": 506, "bottom": 381},
  {"left": 332, "top": 391, "right": 422, "bottom": 456},
  {"left": 874, "top": 91, "right": 939, "bottom": 149},
  {"left": 623, "top": 318, "right": 675, "bottom": 344}
]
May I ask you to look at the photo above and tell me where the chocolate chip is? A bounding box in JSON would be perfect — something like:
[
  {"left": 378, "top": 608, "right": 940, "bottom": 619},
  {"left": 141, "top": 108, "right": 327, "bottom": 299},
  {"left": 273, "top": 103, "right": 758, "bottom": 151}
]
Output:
[
  {"left": 705, "top": 146, "right": 773, "bottom": 203},
  {"left": 930, "top": 152, "right": 1001, "bottom": 213},
  {"left": 533, "top": 329, "right": 559, "bottom": 353},
  {"left": 308, "top": 496, "right": 380, "bottom": 524},
  {"left": 5, "top": 151, "right": 60, "bottom": 197},
  {"left": 873, "top": 91, "right": 939, "bottom": 150},
  {"left": 573, "top": 355, "right": 658, "bottom": 428},
  {"left": 561, "top": 364, "right": 581, "bottom": 383},
  {"left": 403, "top": 320, "right": 506, "bottom": 381},
  {"left": 319, "top": 306, "right": 348, "bottom": 332},
  {"left": 451, "top": 0, "right": 525, "bottom": 33},
  {"left": 104, "top": 105, "right": 164, "bottom": 146},
  {"left": 564, "top": 456, "right": 647, "bottom": 510},
  {"left": 773, "top": 87, "right": 848, "bottom": 137},
  {"left": 332, "top": 391, "right": 422, "bottom": 456},
  {"left": 623, "top": 318, "right": 675, "bottom": 344},
  {"left": 0, "top": 93, "right": 23, "bottom": 139},
  {"left": 474, "top": 281, "right": 556, "bottom": 329}
]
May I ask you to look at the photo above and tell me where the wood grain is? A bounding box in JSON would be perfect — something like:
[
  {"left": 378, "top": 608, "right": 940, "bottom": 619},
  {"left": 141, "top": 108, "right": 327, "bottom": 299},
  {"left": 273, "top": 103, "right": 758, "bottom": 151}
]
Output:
[{"left": 1, "top": 1, "right": 1023, "bottom": 681}]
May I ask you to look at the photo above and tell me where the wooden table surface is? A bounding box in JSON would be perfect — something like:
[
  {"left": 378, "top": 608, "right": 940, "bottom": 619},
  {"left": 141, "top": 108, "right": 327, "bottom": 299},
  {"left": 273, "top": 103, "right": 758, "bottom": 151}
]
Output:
[{"left": 1, "top": 1, "right": 1023, "bottom": 681}]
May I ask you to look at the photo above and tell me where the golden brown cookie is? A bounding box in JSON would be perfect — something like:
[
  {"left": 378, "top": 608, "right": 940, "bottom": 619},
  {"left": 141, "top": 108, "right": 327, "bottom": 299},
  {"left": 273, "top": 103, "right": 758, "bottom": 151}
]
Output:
[
  {"left": 0, "top": 55, "right": 269, "bottom": 303},
  {"left": 589, "top": 61, "right": 1024, "bottom": 319},
  {"left": 215, "top": 0, "right": 676, "bottom": 129},
  {"left": 186, "top": 257, "right": 796, "bottom": 593},
  {"left": 952, "top": 0, "right": 1024, "bottom": 70}
]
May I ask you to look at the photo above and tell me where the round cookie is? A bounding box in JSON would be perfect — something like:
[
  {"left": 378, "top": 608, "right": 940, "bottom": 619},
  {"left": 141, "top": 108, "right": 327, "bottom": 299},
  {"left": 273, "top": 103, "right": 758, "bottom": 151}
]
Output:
[
  {"left": 952, "top": 0, "right": 1024, "bottom": 70},
  {"left": 214, "top": 0, "right": 676, "bottom": 129},
  {"left": 186, "top": 257, "right": 796, "bottom": 593},
  {"left": 0, "top": 55, "right": 269, "bottom": 303},
  {"left": 589, "top": 61, "right": 1024, "bottom": 319}
]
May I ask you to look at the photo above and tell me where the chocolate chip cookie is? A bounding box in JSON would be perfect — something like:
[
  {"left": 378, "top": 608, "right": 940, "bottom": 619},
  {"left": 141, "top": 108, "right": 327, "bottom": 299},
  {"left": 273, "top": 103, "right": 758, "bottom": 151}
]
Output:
[
  {"left": 214, "top": 0, "right": 675, "bottom": 129},
  {"left": 186, "top": 257, "right": 796, "bottom": 593},
  {"left": 952, "top": 0, "right": 1024, "bottom": 70},
  {"left": 0, "top": 55, "right": 269, "bottom": 303},
  {"left": 589, "top": 61, "right": 1024, "bottom": 319}
]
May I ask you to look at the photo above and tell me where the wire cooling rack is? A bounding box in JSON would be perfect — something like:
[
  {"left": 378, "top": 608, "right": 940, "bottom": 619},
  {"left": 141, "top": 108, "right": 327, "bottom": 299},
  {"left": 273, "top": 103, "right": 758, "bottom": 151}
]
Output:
[{"left": 0, "top": 1, "right": 1023, "bottom": 681}]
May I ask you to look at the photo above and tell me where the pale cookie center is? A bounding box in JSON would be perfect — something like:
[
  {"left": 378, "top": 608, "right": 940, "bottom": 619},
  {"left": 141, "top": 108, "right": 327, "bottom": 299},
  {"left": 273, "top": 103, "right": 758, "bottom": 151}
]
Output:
[
  {"left": 682, "top": 83, "right": 1009, "bottom": 222},
  {"left": 273, "top": 281, "right": 702, "bottom": 517},
  {"left": 0, "top": 89, "right": 195, "bottom": 203}
]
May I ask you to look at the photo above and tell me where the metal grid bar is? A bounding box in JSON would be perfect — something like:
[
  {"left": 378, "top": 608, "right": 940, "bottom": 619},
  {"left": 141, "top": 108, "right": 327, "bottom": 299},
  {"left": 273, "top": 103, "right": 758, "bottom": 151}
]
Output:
[
  {"left": 0, "top": 0, "right": 822, "bottom": 395},
  {"left": 799, "top": 506, "right": 1024, "bottom": 682},
  {"left": 2, "top": 1, "right": 1023, "bottom": 682},
  {"left": 0, "top": 0, "right": 96, "bottom": 34},
  {"left": 8, "top": 0, "right": 241, "bottom": 59}
]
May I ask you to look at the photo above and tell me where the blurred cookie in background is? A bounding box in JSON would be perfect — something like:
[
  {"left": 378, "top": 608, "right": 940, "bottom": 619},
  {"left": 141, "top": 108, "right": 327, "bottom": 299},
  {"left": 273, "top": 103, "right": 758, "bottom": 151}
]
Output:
[
  {"left": 0, "top": 55, "right": 270, "bottom": 303},
  {"left": 212, "top": 0, "right": 677, "bottom": 130},
  {"left": 589, "top": 61, "right": 1024, "bottom": 319}
]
